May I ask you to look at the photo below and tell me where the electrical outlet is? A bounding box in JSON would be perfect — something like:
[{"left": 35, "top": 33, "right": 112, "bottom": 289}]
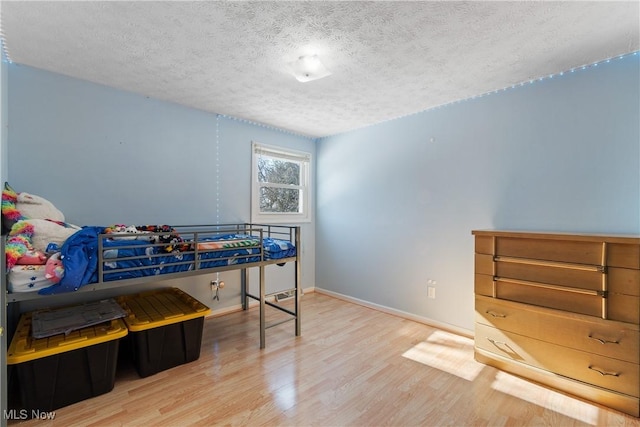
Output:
[{"left": 427, "top": 279, "right": 437, "bottom": 299}]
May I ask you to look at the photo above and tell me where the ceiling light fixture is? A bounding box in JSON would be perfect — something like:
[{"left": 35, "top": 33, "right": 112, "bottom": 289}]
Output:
[{"left": 289, "top": 55, "right": 331, "bottom": 83}]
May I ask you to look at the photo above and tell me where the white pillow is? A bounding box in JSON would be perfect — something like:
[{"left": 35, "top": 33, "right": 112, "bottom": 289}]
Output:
[
  {"left": 24, "top": 219, "right": 81, "bottom": 252},
  {"left": 17, "top": 192, "right": 65, "bottom": 222}
]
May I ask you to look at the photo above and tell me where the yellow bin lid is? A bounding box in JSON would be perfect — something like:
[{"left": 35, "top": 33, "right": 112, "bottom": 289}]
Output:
[
  {"left": 7, "top": 313, "right": 128, "bottom": 364},
  {"left": 116, "top": 288, "right": 211, "bottom": 332}
]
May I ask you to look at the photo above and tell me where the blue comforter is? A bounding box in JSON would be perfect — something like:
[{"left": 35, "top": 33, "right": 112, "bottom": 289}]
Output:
[{"left": 39, "top": 227, "right": 296, "bottom": 295}]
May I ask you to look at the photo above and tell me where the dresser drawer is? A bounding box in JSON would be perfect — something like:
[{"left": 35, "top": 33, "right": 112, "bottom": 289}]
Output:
[
  {"left": 609, "top": 267, "right": 640, "bottom": 297},
  {"left": 475, "top": 254, "right": 494, "bottom": 276},
  {"left": 475, "top": 235, "right": 493, "bottom": 255},
  {"left": 494, "top": 277, "right": 603, "bottom": 317},
  {"left": 474, "top": 274, "right": 494, "bottom": 297},
  {"left": 475, "top": 269, "right": 639, "bottom": 322},
  {"left": 609, "top": 293, "right": 640, "bottom": 324},
  {"left": 608, "top": 243, "right": 640, "bottom": 269},
  {"left": 475, "top": 296, "right": 639, "bottom": 363},
  {"left": 495, "top": 261, "right": 603, "bottom": 291},
  {"left": 475, "top": 323, "right": 639, "bottom": 397},
  {"left": 495, "top": 237, "right": 604, "bottom": 265},
  {"left": 476, "top": 253, "right": 605, "bottom": 291}
]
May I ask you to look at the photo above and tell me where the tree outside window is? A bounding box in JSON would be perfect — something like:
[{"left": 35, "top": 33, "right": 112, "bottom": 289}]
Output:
[{"left": 252, "top": 143, "right": 311, "bottom": 223}]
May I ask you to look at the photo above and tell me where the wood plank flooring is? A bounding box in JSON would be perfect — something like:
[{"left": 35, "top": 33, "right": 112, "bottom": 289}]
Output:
[{"left": 7, "top": 292, "right": 640, "bottom": 426}]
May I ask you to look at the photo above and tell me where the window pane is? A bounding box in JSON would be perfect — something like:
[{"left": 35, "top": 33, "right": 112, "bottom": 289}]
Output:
[
  {"left": 260, "top": 187, "right": 300, "bottom": 213},
  {"left": 258, "top": 157, "right": 300, "bottom": 185}
]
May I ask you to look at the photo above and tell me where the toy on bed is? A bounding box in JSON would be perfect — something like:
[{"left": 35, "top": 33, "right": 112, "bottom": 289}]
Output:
[
  {"left": 134, "top": 224, "right": 190, "bottom": 252},
  {"left": 44, "top": 252, "right": 64, "bottom": 283},
  {"left": 103, "top": 224, "right": 188, "bottom": 252},
  {"left": 2, "top": 183, "right": 80, "bottom": 292},
  {"left": 104, "top": 224, "right": 151, "bottom": 240}
]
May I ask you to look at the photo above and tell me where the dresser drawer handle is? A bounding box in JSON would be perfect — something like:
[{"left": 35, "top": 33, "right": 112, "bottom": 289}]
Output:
[
  {"left": 493, "top": 276, "right": 604, "bottom": 296},
  {"left": 486, "top": 310, "right": 506, "bottom": 318},
  {"left": 588, "top": 366, "right": 620, "bottom": 377},
  {"left": 493, "top": 256, "right": 605, "bottom": 273},
  {"left": 486, "top": 337, "right": 515, "bottom": 350},
  {"left": 588, "top": 334, "right": 620, "bottom": 345}
]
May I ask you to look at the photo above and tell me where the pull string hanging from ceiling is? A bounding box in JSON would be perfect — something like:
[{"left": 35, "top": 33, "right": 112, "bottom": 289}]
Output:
[
  {"left": 215, "top": 114, "right": 220, "bottom": 227},
  {"left": 214, "top": 113, "right": 221, "bottom": 297}
]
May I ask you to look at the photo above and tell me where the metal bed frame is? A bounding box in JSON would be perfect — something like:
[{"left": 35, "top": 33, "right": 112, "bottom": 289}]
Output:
[{"left": 5, "top": 222, "right": 301, "bottom": 346}]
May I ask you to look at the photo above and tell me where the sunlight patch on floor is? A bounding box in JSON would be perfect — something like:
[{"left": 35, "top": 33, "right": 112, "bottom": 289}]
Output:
[
  {"left": 491, "top": 371, "right": 600, "bottom": 425},
  {"left": 402, "top": 330, "right": 484, "bottom": 381}
]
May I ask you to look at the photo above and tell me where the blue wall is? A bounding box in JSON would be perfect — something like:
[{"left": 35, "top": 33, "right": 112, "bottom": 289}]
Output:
[
  {"left": 316, "top": 54, "right": 640, "bottom": 332},
  {"left": 7, "top": 64, "right": 315, "bottom": 310}
]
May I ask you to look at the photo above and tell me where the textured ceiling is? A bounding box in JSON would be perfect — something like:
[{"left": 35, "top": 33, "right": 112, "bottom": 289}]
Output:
[{"left": 1, "top": 1, "right": 639, "bottom": 138}]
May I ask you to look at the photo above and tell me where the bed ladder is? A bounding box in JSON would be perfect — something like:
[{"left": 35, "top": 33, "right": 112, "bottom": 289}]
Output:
[{"left": 240, "top": 236, "right": 301, "bottom": 349}]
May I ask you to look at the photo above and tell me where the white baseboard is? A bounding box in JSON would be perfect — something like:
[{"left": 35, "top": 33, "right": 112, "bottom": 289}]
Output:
[
  {"left": 314, "top": 287, "right": 473, "bottom": 338},
  {"left": 204, "top": 286, "right": 472, "bottom": 339}
]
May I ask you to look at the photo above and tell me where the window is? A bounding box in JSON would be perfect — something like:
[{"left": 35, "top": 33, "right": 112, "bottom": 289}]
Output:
[{"left": 251, "top": 142, "right": 311, "bottom": 223}]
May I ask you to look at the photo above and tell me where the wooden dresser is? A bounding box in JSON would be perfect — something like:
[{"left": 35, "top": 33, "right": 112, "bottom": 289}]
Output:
[{"left": 472, "top": 230, "right": 640, "bottom": 416}]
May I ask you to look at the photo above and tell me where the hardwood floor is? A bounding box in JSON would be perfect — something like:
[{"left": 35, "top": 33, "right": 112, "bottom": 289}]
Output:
[{"left": 8, "top": 292, "right": 640, "bottom": 426}]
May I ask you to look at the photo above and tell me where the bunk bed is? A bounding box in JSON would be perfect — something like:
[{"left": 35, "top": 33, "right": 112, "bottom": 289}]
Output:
[{"left": 4, "top": 222, "right": 302, "bottom": 348}]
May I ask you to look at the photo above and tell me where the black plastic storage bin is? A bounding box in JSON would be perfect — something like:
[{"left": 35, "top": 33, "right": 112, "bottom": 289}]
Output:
[
  {"left": 117, "top": 287, "right": 211, "bottom": 377},
  {"left": 7, "top": 312, "right": 127, "bottom": 414}
]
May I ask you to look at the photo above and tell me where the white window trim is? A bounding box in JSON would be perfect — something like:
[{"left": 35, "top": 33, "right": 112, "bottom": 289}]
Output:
[{"left": 251, "top": 142, "right": 312, "bottom": 224}]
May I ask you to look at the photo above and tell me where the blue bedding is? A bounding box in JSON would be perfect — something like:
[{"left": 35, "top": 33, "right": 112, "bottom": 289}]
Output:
[{"left": 39, "top": 227, "right": 296, "bottom": 295}]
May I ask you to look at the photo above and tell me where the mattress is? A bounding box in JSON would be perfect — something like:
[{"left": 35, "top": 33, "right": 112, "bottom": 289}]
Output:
[{"left": 8, "top": 265, "right": 53, "bottom": 293}]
